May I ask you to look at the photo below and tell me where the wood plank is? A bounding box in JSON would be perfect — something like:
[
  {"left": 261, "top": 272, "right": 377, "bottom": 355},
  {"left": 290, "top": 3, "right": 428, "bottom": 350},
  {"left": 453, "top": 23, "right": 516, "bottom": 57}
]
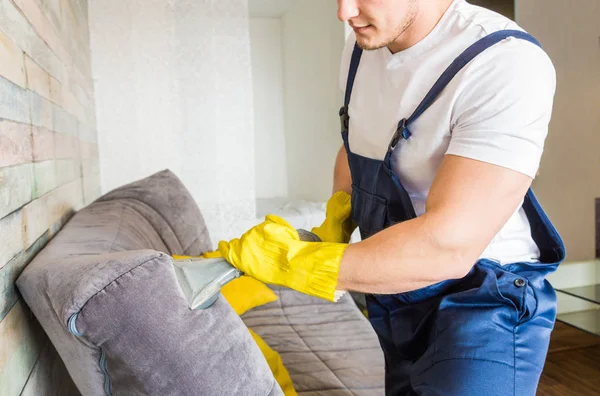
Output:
[
  {"left": 548, "top": 321, "right": 600, "bottom": 353},
  {"left": 48, "top": 73, "right": 63, "bottom": 108},
  {"left": 11, "top": 0, "right": 68, "bottom": 68},
  {"left": 63, "top": 88, "right": 86, "bottom": 124},
  {"left": 28, "top": 90, "right": 53, "bottom": 130},
  {"left": 24, "top": 54, "right": 51, "bottom": 101},
  {"left": 538, "top": 321, "right": 600, "bottom": 395},
  {"left": 8, "top": 0, "right": 93, "bottom": 111},
  {"left": 8, "top": 1, "right": 89, "bottom": 124},
  {"left": 82, "top": 166, "right": 101, "bottom": 206},
  {"left": 0, "top": 74, "right": 31, "bottom": 124},
  {"left": 20, "top": 192, "right": 53, "bottom": 250},
  {"left": 0, "top": 300, "right": 31, "bottom": 371},
  {"left": 0, "top": 0, "right": 65, "bottom": 84},
  {"left": 0, "top": 232, "right": 49, "bottom": 321},
  {"left": 0, "top": 119, "right": 32, "bottom": 167},
  {"left": 77, "top": 121, "right": 97, "bottom": 144},
  {"left": 53, "top": 178, "right": 84, "bottom": 214},
  {"left": 31, "top": 0, "right": 61, "bottom": 40},
  {"left": 32, "top": 160, "right": 57, "bottom": 199},
  {"left": 79, "top": 140, "right": 97, "bottom": 160},
  {"left": 0, "top": 300, "right": 45, "bottom": 396},
  {"left": 31, "top": 125, "right": 54, "bottom": 162},
  {"left": 60, "top": 0, "right": 91, "bottom": 81},
  {"left": 539, "top": 345, "right": 600, "bottom": 396},
  {"left": 69, "top": 59, "right": 94, "bottom": 107},
  {"left": 0, "top": 210, "right": 23, "bottom": 270},
  {"left": 21, "top": 179, "right": 81, "bottom": 248},
  {"left": 54, "top": 132, "right": 79, "bottom": 159},
  {"left": 0, "top": 163, "right": 34, "bottom": 219},
  {"left": 0, "top": 28, "right": 26, "bottom": 88},
  {"left": 52, "top": 103, "right": 77, "bottom": 137},
  {"left": 20, "top": 341, "right": 81, "bottom": 396},
  {"left": 55, "top": 158, "right": 80, "bottom": 186}
]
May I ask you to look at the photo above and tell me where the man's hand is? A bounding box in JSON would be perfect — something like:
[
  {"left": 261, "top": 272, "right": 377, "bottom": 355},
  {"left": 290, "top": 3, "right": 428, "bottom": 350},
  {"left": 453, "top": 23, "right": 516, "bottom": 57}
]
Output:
[
  {"left": 218, "top": 215, "right": 348, "bottom": 302},
  {"left": 312, "top": 191, "right": 357, "bottom": 243}
]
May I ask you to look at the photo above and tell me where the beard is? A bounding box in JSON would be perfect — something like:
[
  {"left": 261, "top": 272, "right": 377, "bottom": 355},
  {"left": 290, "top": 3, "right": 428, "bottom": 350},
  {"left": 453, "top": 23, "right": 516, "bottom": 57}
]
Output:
[{"left": 357, "top": 0, "right": 419, "bottom": 51}]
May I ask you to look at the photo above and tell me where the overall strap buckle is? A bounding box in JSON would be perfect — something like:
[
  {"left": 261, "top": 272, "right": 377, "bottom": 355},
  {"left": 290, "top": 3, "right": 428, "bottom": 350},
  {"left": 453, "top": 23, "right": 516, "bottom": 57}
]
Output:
[
  {"left": 389, "top": 118, "right": 411, "bottom": 151},
  {"left": 339, "top": 106, "right": 350, "bottom": 134}
]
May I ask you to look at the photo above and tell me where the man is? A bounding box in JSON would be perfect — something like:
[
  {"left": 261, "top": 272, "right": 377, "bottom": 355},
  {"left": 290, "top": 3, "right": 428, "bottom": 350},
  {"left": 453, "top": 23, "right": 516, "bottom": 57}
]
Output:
[{"left": 219, "top": 0, "right": 565, "bottom": 394}]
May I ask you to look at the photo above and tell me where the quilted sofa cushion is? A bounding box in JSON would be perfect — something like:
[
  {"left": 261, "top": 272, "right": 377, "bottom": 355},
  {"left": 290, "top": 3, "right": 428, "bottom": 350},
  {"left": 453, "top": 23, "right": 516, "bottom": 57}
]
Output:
[
  {"left": 242, "top": 286, "right": 385, "bottom": 395},
  {"left": 17, "top": 170, "right": 282, "bottom": 396}
]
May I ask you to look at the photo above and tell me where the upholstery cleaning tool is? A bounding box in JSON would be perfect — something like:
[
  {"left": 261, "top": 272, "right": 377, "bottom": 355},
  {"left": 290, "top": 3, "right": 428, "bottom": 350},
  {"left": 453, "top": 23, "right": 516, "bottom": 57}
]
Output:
[{"left": 173, "top": 229, "right": 321, "bottom": 310}]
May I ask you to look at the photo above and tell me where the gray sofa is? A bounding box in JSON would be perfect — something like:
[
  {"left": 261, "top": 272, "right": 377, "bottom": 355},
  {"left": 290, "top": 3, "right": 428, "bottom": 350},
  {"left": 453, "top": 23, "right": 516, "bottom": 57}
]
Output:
[{"left": 17, "top": 169, "right": 384, "bottom": 395}]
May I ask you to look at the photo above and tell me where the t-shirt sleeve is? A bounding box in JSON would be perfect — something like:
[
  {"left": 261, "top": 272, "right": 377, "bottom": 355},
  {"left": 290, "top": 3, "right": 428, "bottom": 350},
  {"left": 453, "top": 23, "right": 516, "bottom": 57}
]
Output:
[{"left": 446, "top": 37, "right": 557, "bottom": 178}]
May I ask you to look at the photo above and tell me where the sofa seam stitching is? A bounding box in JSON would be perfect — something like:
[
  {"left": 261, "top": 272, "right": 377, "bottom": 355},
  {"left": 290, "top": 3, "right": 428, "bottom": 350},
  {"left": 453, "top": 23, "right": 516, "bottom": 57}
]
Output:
[
  {"left": 104, "top": 197, "right": 186, "bottom": 253},
  {"left": 118, "top": 201, "right": 175, "bottom": 253},
  {"left": 71, "top": 253, "right": 166, "bottom": 347},
  {"left": 107, "top": 204, "right": 126, "bottom": 253}
]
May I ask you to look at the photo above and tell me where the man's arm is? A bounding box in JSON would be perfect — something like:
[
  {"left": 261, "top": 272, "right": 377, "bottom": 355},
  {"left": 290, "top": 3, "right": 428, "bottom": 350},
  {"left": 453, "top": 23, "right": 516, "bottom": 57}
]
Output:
[
  {"left": 333, "top": 144, "right": 352, "bottom": 195},
  {"left": 336, "top": 154, "right": 533, "bottom": 294}
]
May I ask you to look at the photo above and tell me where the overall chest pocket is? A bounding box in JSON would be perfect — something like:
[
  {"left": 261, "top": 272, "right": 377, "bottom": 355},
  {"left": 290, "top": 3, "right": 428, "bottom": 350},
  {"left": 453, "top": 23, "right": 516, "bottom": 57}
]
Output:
[{"left": 351, "top": 184, "right": 388, "bottom": 238}]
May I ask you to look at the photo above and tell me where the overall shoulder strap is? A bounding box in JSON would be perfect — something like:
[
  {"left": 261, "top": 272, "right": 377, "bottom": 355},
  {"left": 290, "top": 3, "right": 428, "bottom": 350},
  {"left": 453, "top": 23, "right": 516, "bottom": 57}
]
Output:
[
  {"left": 390, "top": 30, "right": 542, "bottom": 149},
  {"left": 344, "top": 43, "right": 364, "bottom": 107},
  {"left": 339, "top": 43, "right": 363, "bottom": 135}
]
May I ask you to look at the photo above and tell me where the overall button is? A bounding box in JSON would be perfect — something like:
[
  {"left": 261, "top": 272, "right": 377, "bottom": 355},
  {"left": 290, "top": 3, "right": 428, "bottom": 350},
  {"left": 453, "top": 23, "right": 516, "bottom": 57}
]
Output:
[{"left": 514, "top": 278, "right": 526, "bottom": 288}]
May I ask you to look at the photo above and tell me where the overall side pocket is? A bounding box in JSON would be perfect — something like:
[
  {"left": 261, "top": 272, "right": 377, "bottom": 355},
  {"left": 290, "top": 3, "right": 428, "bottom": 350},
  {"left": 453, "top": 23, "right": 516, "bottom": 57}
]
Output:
[{"left": 351, "top": 184, "right": 388, "bottom": 237}]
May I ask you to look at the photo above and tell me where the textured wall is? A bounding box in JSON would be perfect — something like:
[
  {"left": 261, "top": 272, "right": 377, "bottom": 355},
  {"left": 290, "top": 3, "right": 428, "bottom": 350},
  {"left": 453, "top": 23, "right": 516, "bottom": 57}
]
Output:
[
  {"left": 282, "top": 0, "right": 345, "bottom": 202},
  {"left": 89, "top": 0, "right": 257, "bottom": 246},
  {"left": 250, "top": 17, "right": 289, "bottom": 201},
  {"left": 517, "top": 0, "right": 600, "bottom": 261},
  {"left": 470, "top": 0, "right": 515, "bottom": 19},
  {"left": 0, "top": 0, "right": 98, "bottom": 394}
]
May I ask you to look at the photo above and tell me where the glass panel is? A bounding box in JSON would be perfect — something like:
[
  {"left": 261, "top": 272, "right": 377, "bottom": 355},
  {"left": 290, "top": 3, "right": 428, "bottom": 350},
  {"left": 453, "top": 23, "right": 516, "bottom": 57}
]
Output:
[{"left": 557, "top": 309, "right": 600, "bottom": 336}]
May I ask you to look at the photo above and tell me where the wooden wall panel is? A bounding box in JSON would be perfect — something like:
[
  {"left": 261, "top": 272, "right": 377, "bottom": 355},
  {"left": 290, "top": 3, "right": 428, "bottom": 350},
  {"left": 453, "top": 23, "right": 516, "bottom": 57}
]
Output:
[{"left": 0, "top": 0, "right": 98, "bottom": 394}]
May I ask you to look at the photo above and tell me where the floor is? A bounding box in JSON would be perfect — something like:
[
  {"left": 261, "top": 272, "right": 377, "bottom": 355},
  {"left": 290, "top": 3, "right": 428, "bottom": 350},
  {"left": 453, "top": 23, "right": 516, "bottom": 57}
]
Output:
[{"left": 537, "top": 321, "right": 600, "bottom": 395}]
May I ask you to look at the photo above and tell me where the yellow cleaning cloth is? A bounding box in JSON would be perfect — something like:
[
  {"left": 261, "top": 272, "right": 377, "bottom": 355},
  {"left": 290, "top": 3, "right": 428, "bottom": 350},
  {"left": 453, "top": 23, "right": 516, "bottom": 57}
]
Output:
[
  {"left": 172, "top": 253, "right": 296, "bottom": 395},
  {"left": 249, "top": 329, "right": 297, "bottom": 396},
  {"left": 221, "top": 275, "right": 277, "bottom": 315}
]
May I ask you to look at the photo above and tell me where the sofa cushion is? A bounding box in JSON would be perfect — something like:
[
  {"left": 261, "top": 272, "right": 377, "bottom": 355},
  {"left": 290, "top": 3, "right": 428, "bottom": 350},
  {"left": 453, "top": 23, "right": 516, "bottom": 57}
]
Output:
[
  {"left": 242, "top": 287, "right": 385, "bottom": 395},
  {"left": 17, "top": 170, "right": 282, "bottom": 396}
]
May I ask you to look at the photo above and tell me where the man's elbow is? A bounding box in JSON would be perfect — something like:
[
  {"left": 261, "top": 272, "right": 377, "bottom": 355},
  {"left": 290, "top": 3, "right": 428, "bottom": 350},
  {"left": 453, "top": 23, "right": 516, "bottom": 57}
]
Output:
[
  {"left": 425, "top": 216, "right": 482, "bottom": 281},
  {"left": 447, "top": 251, "right": 477, "bottom": 280}
]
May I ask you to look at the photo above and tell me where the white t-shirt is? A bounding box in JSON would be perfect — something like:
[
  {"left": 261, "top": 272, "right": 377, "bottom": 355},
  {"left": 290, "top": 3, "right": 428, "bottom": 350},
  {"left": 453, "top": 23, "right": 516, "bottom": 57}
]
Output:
[{"left": 340, "top": 0, "right": 556, "bottom": 264}]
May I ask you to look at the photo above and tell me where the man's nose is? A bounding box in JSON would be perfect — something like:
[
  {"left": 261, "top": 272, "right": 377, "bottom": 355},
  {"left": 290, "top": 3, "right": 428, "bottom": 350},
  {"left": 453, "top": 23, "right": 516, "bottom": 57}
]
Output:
[{"left": 337, "top": 0, "right": 359, "bottom": 22}]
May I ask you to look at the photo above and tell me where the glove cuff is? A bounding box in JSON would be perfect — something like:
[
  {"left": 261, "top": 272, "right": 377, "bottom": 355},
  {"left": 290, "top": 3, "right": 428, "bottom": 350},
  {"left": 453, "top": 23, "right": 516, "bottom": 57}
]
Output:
[{"left": 296, "top": 243, "right": 348, "bottom": 302}]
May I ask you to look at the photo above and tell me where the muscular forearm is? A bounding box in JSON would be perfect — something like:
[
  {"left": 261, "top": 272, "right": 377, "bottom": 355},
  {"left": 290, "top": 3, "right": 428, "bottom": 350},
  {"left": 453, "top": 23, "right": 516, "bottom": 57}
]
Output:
[
  {"left": 335, "top": 155, "right": 531, "bottom": 295},
  {"left": 336, "top": 211, "right": 480, "bottom": 294}
]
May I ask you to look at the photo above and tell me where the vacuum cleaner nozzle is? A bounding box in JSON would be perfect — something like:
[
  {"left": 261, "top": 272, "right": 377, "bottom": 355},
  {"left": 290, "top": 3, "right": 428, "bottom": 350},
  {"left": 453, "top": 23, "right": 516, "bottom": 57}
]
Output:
[{"left": 172, "top": 229, "right": 322, "bottom": 310}]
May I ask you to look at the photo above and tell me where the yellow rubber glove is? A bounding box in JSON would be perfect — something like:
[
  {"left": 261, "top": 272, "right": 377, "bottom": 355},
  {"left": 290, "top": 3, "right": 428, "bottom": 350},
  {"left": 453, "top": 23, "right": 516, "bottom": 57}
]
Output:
[
  {"left": 218, "top": 215, "right": 347, "bottom": 302},
  {"left": 311, "top": 191, "right": 357, "bottom": 243}
]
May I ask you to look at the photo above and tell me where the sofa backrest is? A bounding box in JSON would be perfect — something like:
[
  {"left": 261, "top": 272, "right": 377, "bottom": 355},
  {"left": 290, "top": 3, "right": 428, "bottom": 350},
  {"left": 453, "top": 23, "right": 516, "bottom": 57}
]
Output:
[{"left": 95, "top": 169, "right": 212, "bottom": 256}]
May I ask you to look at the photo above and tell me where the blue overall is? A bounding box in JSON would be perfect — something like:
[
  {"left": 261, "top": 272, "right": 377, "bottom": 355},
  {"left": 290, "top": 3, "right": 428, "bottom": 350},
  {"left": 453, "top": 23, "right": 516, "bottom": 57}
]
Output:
[{"left": 339, "top": 30, "right": 566, "bottom": 395}]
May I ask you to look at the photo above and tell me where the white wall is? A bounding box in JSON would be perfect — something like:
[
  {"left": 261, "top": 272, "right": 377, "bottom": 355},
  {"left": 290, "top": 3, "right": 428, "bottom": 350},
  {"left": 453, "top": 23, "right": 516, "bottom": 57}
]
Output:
[
  {"left": 516, "top": 0, "right": 600, "bottom": 261},
  {"left": 89, "top": 0, "right": 257, "bottom": 246},
  {"left": 249, "top": 18, "right": 288, "bottom": 200},
  {"left": 281, "top": 0, "right": 346, "bottom": 202},
  {"left": 470, "top": 0, "right": 515, "bottom": 19}
]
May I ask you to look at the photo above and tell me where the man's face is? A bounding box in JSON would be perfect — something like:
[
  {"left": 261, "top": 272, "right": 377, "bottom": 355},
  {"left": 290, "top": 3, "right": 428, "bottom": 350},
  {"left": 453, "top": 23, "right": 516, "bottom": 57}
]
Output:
[{"left": 337, "top": 0, "right": 419, "bottom": 50}]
